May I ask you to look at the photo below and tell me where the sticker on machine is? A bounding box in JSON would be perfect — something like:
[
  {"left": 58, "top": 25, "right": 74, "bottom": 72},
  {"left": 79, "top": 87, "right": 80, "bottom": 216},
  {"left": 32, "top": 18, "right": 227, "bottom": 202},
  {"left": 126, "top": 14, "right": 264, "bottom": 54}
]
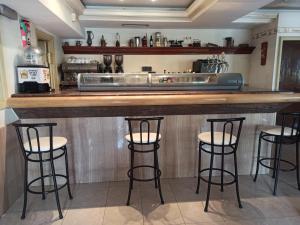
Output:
[{"left": 17, "top": 67, "right": 50, "bottom": 84}]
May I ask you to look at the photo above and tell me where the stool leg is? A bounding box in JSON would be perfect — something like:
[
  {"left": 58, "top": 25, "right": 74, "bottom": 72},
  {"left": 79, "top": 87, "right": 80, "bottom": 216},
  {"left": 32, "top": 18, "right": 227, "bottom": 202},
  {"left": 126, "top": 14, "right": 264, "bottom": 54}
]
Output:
[
  {"left": 233, "top": 150, "right": 242, "bottom": 208},
  {"left": 204, "top": 151, "right": 214, "bottom": 212},
  {"left": 21, "top": 160, "right": 28, "bottom": 219},
  {"left": 154, "top": 147, "right": 158, "bottom": 189},
  {"left": 254, "top": 133, "right": 262, "bottom": 182},
  {"left": 64, "top": 146, "right": 73, "bottom": 199},
  {"left": 272, "top": 139, "right": 279, "bottom": 179},
  {"left": 221, "top": 145, "right": 225, "bottom": 192},
  {"left": 50, "top": 154, "right": 63, "bottom": 219},
  {"left": 126, "top": 149, "right": 134, "bottom": 206},
  {"left": 38, "top": 153, "right": 46, "bottom": 200},
  {"left": 154, "top": 148, "right": 164, "bottom": 204},
  {"left": 273, "top": 142, "right": 282, "bottom": 196},
  {"left": 196, "top": 142, "right": 202, "bottom": 194},
  {"left": 296, "top": 142, "right": 300, "bottom": 190}
]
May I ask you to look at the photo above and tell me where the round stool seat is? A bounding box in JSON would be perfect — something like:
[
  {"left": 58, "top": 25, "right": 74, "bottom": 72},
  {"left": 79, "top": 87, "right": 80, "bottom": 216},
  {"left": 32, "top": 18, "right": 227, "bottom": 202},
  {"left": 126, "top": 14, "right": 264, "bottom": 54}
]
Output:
[
  {"left": 262, "top": 126, "right": 297, "bottom": 136},
  {"left": 198, "top": 132, "right": 236, "bottom": 145},
  {"left": 24, "top": 137, "right": 67, "bottom": 152},
  {"left": 125, "top": 133, "right": 161, "bottom": 144}
]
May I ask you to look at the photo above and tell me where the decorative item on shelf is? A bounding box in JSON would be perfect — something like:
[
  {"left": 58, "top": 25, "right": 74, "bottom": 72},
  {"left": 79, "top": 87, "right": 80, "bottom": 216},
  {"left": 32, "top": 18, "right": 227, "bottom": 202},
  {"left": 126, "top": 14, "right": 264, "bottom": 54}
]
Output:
[
  {"left": 142, "top": 35, "right": 148, "bottom": 47},
  {"left": 206, "top": 43, "right": 219, "bottom": 47},
  {"left": 184, "top": 36, "right": 192, "bottom": 47},
  {"left": 63, "top": 41, "right": 69, "bottom": 46},
  {"left": 225, "top": 37, "right": 234, "bottom": 48},
  {"left": 103, "top": 55, "right": 113, "bottom": 73},
  {"left": 115, "top": 55, "right": 124, "bottom": 73},
  {"left": 192, "top": 39, "right": 201, "bottom": 47},
  {"left": 169, "top": 40, "right": 184, "bottom": 47},
  {"left": 238, "top": 44, "right": 249, "bottom": 48},
  {"left": 150, "top": 35, "right": 154, "bottom": 47},
  {"left": 75, "top": 41, "right": 82, "bottom": 46},
  {"left": 163, "top": 37, "right": 168, "bottom": 47},
  {"left": 155, "top": 32, "right": 162, "bottom": 47},
  {"left": 261, "top": 42, "right": 268, "bottom": 66},
  {"left": 116, "top": 33, "right": 120, "bottom": 47},
  {"left": 134, "top": 36, "right": 141, "bottom": 47},
  {"left": 100, "top": 35, "right": 106, "bottom": 47},
  {"left": 129, "top": 39, "right": 134, "bottom": 47},
  {"left": 19, "top": 18, "right": 31, "bottom": 48},
  {"left": 86, "top": 31, "right": 94, "bottom": 46}
]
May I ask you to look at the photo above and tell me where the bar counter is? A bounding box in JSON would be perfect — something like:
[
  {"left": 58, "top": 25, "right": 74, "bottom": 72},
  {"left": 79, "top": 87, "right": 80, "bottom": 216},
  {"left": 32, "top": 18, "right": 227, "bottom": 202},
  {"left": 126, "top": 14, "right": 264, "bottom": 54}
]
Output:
[
  {"left": 7, "top": 88, "right": 300, "bottom": 118},
  {"left": 7, "top": 88, "right": 300, "bottom": 183}
]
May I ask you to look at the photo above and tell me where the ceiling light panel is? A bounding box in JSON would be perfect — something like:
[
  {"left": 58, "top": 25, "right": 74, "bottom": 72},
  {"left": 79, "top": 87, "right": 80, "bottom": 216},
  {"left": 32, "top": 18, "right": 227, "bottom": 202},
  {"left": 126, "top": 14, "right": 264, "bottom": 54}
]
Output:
[{"left": 81, "top": 0, "right": 194, "bottom": 8}]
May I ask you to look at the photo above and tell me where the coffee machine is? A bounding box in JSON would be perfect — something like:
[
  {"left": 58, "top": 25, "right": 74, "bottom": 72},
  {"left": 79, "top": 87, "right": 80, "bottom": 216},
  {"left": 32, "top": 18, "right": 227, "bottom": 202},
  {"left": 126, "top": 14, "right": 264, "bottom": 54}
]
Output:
[{"left": 115, "top": 55, "right": 124, "bottom": 73}]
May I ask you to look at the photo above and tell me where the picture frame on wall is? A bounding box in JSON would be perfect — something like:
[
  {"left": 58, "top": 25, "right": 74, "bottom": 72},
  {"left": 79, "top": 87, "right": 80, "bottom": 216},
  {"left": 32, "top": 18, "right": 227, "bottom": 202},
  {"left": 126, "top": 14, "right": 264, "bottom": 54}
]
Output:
[{"left": 261, "top": 42, "right": 268, "bottom": 66}]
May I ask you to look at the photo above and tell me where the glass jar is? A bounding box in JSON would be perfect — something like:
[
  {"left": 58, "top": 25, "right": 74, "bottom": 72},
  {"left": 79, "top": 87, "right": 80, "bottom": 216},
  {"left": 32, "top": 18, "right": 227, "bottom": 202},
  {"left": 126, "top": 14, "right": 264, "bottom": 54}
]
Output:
[{"left": 23, "top": 45, "right": 43, "bottom": 65}]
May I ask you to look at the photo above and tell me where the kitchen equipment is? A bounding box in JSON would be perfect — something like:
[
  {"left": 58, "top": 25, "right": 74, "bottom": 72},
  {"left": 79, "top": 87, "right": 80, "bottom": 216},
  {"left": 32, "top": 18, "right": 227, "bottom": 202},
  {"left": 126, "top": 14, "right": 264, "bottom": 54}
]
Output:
[
  {"left": 193, "top": 55, "right": 229, "bottom": 73},
  {"left": 61, "top": 63, "right": 101, "bottom": 87},
  {"left": 86, "top": 31, "right": 94, "bottom": 46},
  {"left": 225, "top": 37, "right": 234, "bottom": 48},
  {"left": 134, "top": 37, "right": 141, "bottom": 47},
  {"left": 103, "top": 55, "right": 113, "bottom": 73},
  {"left": 17, "top": 44, "right": 50, "bottom": 93},
  {"left": 115, "top": 55, "right": 124, "bottom": 73},
  {"left": 78, "top": 73, "right": 243, "bottom": 91},
  {"left": 17, "top": 65, "right": 50, "bottom": 93}
]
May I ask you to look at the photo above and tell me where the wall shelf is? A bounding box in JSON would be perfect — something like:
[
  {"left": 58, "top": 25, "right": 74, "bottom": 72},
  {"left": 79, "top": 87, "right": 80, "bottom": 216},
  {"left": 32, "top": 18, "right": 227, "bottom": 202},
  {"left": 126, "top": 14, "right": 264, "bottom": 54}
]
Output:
[{"left": 62, "top": 46, "right": 255, "bottom": 55}]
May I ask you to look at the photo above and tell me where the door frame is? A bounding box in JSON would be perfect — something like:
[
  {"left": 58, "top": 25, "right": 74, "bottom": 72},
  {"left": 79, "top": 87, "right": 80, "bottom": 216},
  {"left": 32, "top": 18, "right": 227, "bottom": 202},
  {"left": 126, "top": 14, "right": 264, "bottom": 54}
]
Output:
[
  {"left": 273, "top": 36, "right": 300, "bottom": 91},
  {"left": 36, "top": 29, "right": 59, "bottom": 91}
]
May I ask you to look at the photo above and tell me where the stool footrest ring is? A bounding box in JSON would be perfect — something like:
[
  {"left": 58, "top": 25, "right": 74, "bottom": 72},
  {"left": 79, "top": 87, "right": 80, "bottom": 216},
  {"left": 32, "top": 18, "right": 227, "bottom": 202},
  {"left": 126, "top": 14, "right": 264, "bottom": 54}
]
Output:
[
  {"left": 127, "top": 165, "right": 161, "bottom": 182},
  {"left": 199, "top": 168, "right": 236, "bottom": 186},
  {"left": 258, "top": 157, "right": 296, "bottom": 172},
  {"left": 27, "top": 174, "right": 68, "bottom": 194}
]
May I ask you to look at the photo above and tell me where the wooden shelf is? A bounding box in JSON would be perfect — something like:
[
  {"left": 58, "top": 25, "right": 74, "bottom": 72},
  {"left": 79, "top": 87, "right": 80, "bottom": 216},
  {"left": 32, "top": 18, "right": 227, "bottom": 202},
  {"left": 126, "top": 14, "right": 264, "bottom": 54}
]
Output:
[{"left": 62, "top": 46, "right": 255, "bottom": 55}]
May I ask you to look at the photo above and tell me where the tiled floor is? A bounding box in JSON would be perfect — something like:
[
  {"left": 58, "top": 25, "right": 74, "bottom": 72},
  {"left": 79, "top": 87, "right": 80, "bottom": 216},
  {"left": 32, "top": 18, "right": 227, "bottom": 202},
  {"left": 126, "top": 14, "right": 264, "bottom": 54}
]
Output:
[{"left": 1, "top": 174, "right": 300, "bottom": 225}]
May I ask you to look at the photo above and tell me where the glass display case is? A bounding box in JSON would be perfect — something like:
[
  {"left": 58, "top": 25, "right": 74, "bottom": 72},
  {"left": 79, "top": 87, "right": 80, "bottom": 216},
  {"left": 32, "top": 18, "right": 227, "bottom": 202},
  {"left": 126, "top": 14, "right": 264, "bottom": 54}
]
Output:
[{"left": 78, "top": 73, "right": 243, "bottom": 91}]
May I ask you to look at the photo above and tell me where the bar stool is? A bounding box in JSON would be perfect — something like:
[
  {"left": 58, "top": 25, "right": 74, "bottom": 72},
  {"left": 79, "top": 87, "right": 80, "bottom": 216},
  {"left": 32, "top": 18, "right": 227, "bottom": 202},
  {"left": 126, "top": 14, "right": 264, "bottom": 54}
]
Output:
[
  {"left": 253, "top": 112, "right": 300, "bottom": 195},
  {"left": 13, "top": 122, "right": 73, "bottom": 219},
  {"left": 196, "top": 117, "right": 245, "bottom": 212},
  {"left": 125, "top": 117, "right": 164, "bottom": 205}
]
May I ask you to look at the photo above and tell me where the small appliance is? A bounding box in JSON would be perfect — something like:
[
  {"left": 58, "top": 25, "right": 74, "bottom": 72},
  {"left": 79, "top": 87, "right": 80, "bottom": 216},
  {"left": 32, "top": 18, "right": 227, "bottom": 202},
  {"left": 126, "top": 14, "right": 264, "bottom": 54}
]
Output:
[{"left": 103, "top": 55, "right": 113, "bottom": 73}]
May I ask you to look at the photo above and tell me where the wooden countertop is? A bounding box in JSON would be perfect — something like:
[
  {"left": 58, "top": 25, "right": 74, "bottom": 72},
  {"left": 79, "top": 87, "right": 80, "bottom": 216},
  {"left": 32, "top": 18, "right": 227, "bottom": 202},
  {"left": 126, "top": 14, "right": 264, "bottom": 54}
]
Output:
[
  {"left": 8, "top": 88, "right": 300, "bottom": 118},
  {"left": 7, "top": 89, "right": 300, "bottom": 108}
]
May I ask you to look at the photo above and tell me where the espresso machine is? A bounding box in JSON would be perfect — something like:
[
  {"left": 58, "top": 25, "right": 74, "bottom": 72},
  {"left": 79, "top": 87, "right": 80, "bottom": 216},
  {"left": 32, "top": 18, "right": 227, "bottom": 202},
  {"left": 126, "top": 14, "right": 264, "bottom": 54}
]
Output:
[
  {"left": 115, "top": 55, "right": 124, "bottom": 73},
  {"left": 103, "top": 55, "right": 113, "bottom": 73}
]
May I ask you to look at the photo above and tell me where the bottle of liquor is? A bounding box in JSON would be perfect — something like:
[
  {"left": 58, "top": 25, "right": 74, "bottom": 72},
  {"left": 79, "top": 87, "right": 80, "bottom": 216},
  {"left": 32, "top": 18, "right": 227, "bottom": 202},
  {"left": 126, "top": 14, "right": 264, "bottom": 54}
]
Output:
[{"left": 150, "top": 35, "right": 153, "bottom": 47}]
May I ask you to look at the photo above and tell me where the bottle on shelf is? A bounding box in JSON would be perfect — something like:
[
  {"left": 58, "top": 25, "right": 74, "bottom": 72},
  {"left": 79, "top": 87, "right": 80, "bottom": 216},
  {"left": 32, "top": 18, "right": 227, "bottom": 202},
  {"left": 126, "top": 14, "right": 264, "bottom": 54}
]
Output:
[{"left": 150, "top": 35, "right": 154, "bottom": 47}]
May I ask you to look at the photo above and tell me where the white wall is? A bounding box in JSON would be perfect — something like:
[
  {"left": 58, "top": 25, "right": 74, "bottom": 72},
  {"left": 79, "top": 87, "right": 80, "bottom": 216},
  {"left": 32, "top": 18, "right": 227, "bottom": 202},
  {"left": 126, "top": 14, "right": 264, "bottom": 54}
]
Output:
[
  {"left": 0, "top": 16, "right": 23, "bottom": 96},
  {"left": 248, "top": 21, "right": 278, "bottom": 90},
  {"left": 64, "top": 28, "right": 252, "bottom": 83}
]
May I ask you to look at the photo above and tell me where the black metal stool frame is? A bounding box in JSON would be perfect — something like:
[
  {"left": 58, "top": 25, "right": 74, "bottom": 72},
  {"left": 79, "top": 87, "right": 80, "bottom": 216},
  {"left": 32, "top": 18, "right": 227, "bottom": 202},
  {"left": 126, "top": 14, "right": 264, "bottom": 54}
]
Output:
[
  {"left": 14, "top": 122, "right": 73, "bottom": 219},
  {"left": 196, "top": 117, "right": 245, "bottom": 212},
  {"left": 253, "top": 112, "right": 300, "bottom": 195},
  {"left": 125, "top": 117, "right": 164, "bottom": 206}
]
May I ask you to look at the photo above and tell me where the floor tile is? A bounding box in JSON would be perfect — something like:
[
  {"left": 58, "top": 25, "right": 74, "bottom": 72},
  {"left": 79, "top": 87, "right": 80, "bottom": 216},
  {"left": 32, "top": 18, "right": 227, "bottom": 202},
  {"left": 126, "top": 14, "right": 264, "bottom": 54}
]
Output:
[{"left": 102, "top": 206, "right": 143, "bottom": 225}]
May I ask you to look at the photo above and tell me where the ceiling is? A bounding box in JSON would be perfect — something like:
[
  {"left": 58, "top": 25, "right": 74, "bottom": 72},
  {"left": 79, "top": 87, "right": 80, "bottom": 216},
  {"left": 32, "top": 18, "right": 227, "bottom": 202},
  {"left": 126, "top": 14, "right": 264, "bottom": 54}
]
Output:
[
  {"left": 81, "top": 0, "right": 194, "bottom": 8},
  {"left": 79, "top": 0, "right": 276, "bottom": 29},
  {"left": 262, "top": 0, "right": 300, "bottom": 9}
]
